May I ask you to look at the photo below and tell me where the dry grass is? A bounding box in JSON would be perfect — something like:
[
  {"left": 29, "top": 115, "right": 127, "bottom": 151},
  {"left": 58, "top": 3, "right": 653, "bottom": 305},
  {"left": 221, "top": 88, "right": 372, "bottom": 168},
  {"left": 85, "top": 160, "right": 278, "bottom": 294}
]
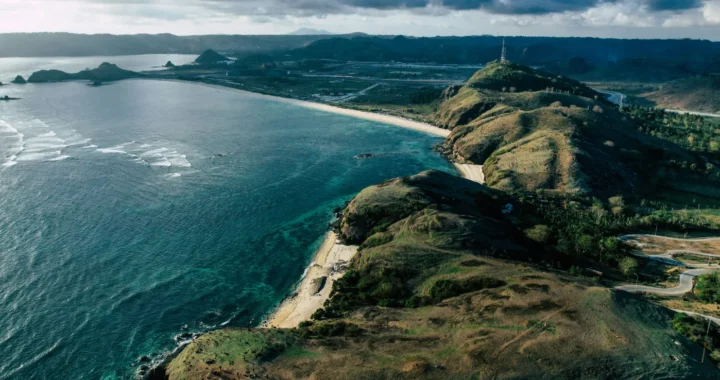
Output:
[{"left": 624, "top": 235, "right": 720, "bottom": 257}]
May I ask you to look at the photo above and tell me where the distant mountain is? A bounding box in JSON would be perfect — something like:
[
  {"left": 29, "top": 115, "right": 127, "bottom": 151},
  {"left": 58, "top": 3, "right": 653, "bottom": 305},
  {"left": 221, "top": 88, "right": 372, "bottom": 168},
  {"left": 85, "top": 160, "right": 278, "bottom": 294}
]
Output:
[
  {"left": 288, "top": 28, "right": 333, "bottom": 35},
  {"left": 0, "top": 33, "right": 341, "bottom": 57},
  {"left": 642, "top": 75, "right": 720, "bottom": 114}
]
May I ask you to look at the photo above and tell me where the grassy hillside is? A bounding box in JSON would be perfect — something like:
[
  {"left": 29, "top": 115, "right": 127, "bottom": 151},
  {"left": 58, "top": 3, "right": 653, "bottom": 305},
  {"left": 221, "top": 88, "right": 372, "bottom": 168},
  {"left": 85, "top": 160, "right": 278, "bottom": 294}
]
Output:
[
  {"left": 165, "top": 171, "right": 717, "bottom": 379},
  {"left": 643, "top": 75, "right": 720, "bottom": 114},
  {"left": 436, "top": 61, "right": 717, "bottom": 199}
]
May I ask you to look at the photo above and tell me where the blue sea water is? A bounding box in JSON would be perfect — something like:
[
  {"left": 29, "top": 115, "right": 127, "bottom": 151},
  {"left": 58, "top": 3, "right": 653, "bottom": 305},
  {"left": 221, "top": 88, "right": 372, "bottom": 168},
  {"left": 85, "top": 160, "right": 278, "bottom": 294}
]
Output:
[{"left": 0, "top": 60, "right": 452, "bottom": 378}]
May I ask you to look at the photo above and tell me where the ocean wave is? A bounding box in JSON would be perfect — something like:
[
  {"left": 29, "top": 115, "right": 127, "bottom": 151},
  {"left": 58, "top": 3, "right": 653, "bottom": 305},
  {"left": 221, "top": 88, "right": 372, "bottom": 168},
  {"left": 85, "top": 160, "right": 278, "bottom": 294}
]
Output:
[
  {"left": 150, "top": 158, "right": 172, "bottom": 167},
  {"left": 140, "top": 147, "right": 168, "bottom": 156},
  {"left": 165, "top": 152, "right": 192, "bottom": 168},
  {"left": 16, "top": 151, "right": 62, "bottom": 162},
  {"left": 48, "top": 155, "right": 70, "bottom": 161},
  {"left": 0, "top": 339, "right": 62, "bottom": 379},
  {"left": 97, "top": 146, "right": 128, "bottom": 154}
]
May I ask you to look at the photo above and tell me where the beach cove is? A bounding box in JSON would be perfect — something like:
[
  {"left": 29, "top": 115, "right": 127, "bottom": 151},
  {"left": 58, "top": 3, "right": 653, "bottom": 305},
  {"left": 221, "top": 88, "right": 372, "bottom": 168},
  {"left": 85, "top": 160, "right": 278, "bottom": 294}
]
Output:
[{"left": 0, "top": 72, "right": 455, "bottom": 378}]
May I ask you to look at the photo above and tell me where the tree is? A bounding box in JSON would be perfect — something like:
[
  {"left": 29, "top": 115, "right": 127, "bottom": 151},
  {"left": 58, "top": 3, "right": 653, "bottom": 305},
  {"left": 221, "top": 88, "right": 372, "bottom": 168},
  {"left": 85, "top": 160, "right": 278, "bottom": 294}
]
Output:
[{"left": 618, "top": 257, "right": 639, "bottom": 277}]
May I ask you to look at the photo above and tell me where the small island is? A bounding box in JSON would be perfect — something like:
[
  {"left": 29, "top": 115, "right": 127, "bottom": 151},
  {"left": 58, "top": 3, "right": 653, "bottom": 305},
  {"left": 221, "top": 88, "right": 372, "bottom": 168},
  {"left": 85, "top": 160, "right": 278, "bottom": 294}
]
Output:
[
  {"left": 11, "top": 75, "right": 26, "bottom": 84},
  {"left": 27, "top": 62, "right": 141, "bottom": 83},
  {"left": 164, "top": 61, "right": 176, "bottom": 68},
  {"left": 1, "top": 95, "right": 20, "bottom": 101}
]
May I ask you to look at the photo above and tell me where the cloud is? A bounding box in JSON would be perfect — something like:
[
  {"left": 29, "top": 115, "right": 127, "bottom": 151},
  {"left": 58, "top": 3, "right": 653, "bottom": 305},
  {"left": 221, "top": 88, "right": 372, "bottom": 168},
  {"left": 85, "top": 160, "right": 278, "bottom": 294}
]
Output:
[{"left": 198, "top": 0, "right": 714, "bottom": 17}]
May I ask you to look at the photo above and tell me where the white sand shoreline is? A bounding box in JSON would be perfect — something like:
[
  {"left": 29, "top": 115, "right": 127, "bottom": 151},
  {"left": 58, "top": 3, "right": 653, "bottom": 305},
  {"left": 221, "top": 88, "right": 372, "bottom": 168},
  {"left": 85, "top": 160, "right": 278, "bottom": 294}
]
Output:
[
  {"left": 263, "top": 232, "right": 358, "bottom": 329},
  {"left": 144, "top": 78, "right": 450, "bottom": 138},
  {"left": 454, "top": 163, "right": 485, "bottom": 184}
]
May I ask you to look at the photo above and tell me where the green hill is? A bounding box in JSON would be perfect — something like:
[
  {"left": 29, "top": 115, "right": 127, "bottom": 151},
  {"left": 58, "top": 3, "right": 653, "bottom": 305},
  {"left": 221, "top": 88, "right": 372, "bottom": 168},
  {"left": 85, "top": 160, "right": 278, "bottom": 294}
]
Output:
[
  {"left": 165, "top": 171, "right": 716, "bottom": 379},
  {"left": 642, "top": 75, "right": 720, "bottom": 114},
  {"left": 436, "top": 61, "right": 711, "bottom": 198},
  {"left": 194, "top": 49, "right": 229, "bottom": 64}
]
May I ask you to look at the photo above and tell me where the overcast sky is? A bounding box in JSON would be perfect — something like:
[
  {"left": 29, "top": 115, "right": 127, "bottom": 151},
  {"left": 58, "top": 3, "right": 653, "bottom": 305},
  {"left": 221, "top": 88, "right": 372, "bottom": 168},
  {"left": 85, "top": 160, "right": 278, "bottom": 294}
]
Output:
[{"left": 1, "top": 0, "right": 720, "bottom": 39}]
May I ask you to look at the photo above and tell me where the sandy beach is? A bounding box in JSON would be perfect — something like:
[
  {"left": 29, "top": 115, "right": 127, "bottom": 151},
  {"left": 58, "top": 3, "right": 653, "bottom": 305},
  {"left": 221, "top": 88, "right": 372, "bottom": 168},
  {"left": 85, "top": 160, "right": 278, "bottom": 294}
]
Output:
[
  {"left": 454, "top": 163, "right": 485, "bottom": 184},
  {"left": 149, "top": 78, "right": 450, "bottom": 138},
  {"left": 264, "top": 232, "right": 358, "bottom": 328}
]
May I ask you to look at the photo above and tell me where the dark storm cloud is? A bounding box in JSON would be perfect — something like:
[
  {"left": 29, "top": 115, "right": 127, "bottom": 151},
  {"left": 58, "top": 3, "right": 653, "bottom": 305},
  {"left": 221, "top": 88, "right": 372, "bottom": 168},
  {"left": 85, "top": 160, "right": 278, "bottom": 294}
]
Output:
[
  {"left": 202, "top": 0, "right": 612, "bottom": 16},
  {"left": 90, "top": 0, "right": 708, "bottom": 19},
  {"left": 201, "top": 0, "right": 707, "bottom": 16}
]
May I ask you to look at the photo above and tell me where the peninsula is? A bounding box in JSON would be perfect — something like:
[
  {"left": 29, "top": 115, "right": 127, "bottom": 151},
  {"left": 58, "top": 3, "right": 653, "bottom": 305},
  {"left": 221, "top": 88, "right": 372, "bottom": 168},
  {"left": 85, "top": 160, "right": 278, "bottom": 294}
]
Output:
[{"left": 156, "top": 60, "right": 720, "bottom": 379}]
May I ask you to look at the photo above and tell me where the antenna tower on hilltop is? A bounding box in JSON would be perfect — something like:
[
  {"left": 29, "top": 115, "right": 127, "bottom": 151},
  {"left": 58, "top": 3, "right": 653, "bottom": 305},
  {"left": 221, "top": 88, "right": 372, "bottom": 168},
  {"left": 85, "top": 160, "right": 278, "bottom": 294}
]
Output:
[{"left": 501, "top": 37, "right": 507, "bottom": 64}]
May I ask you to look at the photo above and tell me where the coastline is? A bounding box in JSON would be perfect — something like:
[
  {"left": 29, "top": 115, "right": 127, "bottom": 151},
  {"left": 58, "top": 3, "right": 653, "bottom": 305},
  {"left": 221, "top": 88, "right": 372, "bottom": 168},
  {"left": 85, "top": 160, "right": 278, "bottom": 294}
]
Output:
[
  {"left": 263, "top": 232, "right": 358, "bottom": 329},
  {"left": 145, "top": 78, "right": 451, "bottom": 138},
  {"left": 141, "top": 77, "right": 469, "bottom": 331}
]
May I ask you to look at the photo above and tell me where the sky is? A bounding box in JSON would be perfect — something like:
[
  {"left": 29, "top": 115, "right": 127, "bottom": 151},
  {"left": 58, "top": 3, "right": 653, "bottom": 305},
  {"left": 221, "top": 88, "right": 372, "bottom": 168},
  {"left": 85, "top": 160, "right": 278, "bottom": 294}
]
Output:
[{"left": 1, "top": 0, "right": 720, "bottom": 40}]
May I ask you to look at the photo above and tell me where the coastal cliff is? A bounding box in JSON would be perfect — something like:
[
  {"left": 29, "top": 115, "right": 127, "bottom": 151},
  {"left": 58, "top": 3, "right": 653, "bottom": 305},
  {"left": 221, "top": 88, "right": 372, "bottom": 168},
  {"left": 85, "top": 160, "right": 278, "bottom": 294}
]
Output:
[{"left": 163, "top": 171, "right": 715, "bottom": 379}]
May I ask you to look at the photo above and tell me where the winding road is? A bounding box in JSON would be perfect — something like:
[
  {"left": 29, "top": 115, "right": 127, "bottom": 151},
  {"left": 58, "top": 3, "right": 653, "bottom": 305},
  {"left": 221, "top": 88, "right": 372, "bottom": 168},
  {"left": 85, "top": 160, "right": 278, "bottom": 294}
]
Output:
[
  {"left": 615, "top": 269, "right": 710, "bottom": 295},
  {"left": 593, "top": 88, "right": 720, "bottom": 118},
  {"left": 614, "top": 234, "right": 720, "bottom": 295}
]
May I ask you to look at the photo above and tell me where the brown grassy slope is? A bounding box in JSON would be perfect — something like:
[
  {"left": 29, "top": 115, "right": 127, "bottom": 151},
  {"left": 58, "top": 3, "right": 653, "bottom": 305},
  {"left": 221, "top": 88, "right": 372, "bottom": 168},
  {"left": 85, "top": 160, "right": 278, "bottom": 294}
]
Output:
[
  {"left": 436, "top": 63, "right": 703, "bottom": 197},
  {"left": 643, "top": 75, "right": 720, "bottom": 114},
  {"left": 166, "top": 172, "right": 716, "bottom": 379}
]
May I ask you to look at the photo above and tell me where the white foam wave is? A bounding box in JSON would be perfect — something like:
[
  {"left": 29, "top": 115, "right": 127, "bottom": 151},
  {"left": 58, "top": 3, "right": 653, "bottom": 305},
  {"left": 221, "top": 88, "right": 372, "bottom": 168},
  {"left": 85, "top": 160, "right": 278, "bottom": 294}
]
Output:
[
  {"left": 165, "top": 173, "right": 182, "bottom": 178},
  {"left": 0, "top": 120, "right": 25, "bottom": 167},
  {"left": 23, "top": 143, "right": 68, "bottom": 153},
  {"left": 38, "top": 131, "right": 57, "bottom": 137},
  {"left": 141, "top": 148, "right": 168, "bottom": 156},
  {"left": 165, "top": 152, "right": 192, "bottom": 168},
  {"left": 150, "top": 158, "right": 172, "bottom": 167},
  {"left": 66, "top": 138, "right": 92, "bottom": 146},
  {"left": 82, "top": 145, "right": 98, "bottom": 149},
  {"left": 97, "top": 146, "right": 127, "bottom": 154},
  {"left": 16, "top": 150, "right": 62, "bottom": 161},
  {"left": 48, "top": 155, "right": 70, "bottom": 161}
]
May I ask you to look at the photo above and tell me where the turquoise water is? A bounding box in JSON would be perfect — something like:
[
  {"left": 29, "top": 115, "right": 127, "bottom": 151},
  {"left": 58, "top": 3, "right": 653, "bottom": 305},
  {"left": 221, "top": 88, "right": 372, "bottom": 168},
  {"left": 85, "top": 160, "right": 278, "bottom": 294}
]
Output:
[{"left": 0, "top": 75, "right": 452, "bottom": 378}]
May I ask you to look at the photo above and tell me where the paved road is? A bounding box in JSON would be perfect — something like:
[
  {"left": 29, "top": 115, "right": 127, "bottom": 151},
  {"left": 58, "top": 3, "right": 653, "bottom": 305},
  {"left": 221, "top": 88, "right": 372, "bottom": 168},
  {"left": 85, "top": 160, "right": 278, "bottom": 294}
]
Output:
[
  {"left": 592, "top": 89, "right": 720, "bottom": 118},
  {"left": 301, "top": 73, "right": 465, "bottom": 85},
  {"left": 620, "top": 234, "right": 720, "bottom": 268},
  {"left": 673, "top": 309, "right": 720, "bottom": 326},
  {"left": 615, "top": 269, "right": 710, "bottom": 295},
  {"left": 666, "top": 109, "right": 720, "bottom": 119},
  {"left": 620, "top": 234, "right": 720, "bottom": 243}
]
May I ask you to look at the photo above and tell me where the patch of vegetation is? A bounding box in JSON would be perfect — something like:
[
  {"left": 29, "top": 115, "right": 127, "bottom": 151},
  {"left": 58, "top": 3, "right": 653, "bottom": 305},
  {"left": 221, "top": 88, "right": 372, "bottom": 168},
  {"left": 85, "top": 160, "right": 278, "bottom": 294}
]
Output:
[
  {"left": 672, "top": 313, "right": 720, "bottom": 366},
  {"left": 696, "top": 273, "right": 720, "bottom": 304}
]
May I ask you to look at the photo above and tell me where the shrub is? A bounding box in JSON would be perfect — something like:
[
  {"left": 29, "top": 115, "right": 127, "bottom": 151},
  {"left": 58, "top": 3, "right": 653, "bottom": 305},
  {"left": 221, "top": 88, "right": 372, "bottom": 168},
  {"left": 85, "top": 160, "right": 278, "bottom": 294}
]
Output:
[
  {"left": 427, "top": 276, "right": 506, "bottom": 304},
  {"left": 618, "top": 257, "right": 639, "bottom": 277},
  {"left": 524, "top": 224, "right": 552, "bottom": 243},
  {"left": 696, "top": 273, "right": 720, "bottom": 303}
]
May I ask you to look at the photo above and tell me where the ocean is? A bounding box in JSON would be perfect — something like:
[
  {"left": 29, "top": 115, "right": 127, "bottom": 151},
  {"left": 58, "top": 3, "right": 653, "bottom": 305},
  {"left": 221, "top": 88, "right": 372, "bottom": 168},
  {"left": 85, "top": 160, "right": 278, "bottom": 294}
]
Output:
[{"left": 0, "top": 57, "right": 453, "bottom": 378}]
